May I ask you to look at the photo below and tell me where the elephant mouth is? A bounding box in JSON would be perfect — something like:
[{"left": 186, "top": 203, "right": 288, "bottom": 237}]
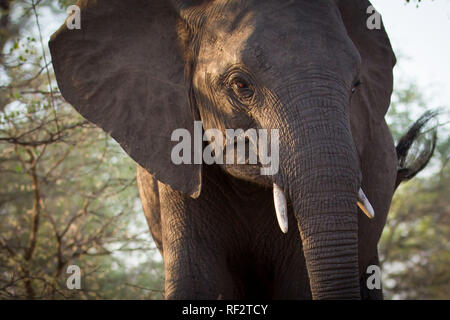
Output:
[{"left": 272, "top": 183, "right": 374, "bottom": 233}]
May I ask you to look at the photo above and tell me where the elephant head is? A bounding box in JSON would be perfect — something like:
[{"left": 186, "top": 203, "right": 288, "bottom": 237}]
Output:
[{"left": 50, "top": 0, "right": 395, "bottom": 299}]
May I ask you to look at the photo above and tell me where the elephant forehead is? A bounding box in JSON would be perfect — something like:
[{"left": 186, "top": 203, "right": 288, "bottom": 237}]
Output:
[
  {"left": 196, "top": 0, "right": 357, "bottom": 82},
  {"left": 197, "top": 11, "right": 256, "bottom": 77}
]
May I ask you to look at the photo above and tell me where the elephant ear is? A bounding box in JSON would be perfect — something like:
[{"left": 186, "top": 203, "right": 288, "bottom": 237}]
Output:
[
  {"left": 336, "top": 0, "right": 396, "bottom": 149},
  {"left": 49, "top": 0, "right": 202, "bottom": 197}
]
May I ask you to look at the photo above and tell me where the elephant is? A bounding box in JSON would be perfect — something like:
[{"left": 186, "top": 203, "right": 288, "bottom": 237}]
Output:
[{"left": 49, "top": 0, "right": 437, "bottom": 299}]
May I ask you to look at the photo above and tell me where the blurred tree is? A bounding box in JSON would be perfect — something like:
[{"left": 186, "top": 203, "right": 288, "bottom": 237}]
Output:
[
  {"left": 0, "top": 0, "right": 164, "bottom": 299},
  {"left": 381, "top": 78, "right": 449, "bottom": 299}
]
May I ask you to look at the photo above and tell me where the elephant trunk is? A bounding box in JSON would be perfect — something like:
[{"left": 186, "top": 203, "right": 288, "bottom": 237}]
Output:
[{"left": 276, "top": 102, "right": 362, "bottom": 299}]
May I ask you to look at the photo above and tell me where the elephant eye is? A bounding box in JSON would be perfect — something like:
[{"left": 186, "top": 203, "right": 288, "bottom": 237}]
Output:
[
  {"left": 231, "top": 78, "right": 255, "bottom": 102},
  {"left": 235, "top": 80, "right": 247, "bottom": 89}
]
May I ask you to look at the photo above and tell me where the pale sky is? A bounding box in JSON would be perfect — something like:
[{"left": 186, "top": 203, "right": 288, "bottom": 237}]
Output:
[{"left": 372, "top": 0, "right": 450, "bottom": 108}]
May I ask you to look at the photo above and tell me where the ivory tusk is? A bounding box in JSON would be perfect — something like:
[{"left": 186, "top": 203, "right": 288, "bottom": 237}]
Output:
[
  {"left": 357, "top": 188, "right": 375, "bottom": 219},
  {"left": 273, "top": 183, "right": 288, "bottom": 233}
]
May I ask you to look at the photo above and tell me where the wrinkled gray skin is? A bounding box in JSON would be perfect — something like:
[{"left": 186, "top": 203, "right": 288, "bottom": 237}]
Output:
[{"left": 50, "top": 0, "right": 402, "bottom": 299}]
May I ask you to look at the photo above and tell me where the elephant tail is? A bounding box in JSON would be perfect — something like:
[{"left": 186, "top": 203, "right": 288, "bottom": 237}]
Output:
[{"left": 394, "top": 110, "right": 439, "bottom": 190}]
